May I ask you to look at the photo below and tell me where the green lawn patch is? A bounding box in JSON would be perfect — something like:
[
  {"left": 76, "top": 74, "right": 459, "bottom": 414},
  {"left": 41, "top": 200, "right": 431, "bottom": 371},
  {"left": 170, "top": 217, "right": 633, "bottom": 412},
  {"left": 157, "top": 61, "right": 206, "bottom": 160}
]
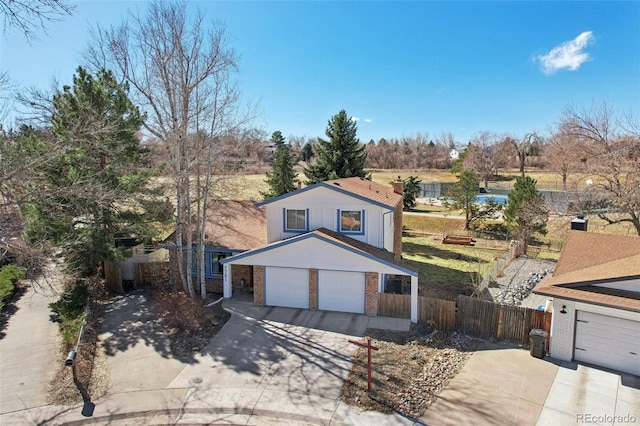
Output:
[
  {"left": 403, "top": 235, "right": 507, "bottom": 300},
  {"left": 0, "top": 265, "right": 25, "bottom": 312}
]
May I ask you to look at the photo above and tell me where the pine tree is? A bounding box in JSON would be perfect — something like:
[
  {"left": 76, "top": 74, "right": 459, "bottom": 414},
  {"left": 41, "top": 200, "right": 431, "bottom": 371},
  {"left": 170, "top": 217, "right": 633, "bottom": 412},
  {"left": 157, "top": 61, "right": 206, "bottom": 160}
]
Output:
[
  {"left": 504, "top": 174, "right": 549, "bottom": 256},
  {"left": 303, "top": 109, "right": 369, "bottom": 184},
  {"left": 446, "top": 170, "right": 500, "bottom": 230},
  {"left": 261, "top": 131, "right": 298, "bottom": 199},
  {"left": 23, "top": 67, "right": 171, "bottom": 276},
  {"left": 402, "top": 176, "right": 422, "bottom": 211}
]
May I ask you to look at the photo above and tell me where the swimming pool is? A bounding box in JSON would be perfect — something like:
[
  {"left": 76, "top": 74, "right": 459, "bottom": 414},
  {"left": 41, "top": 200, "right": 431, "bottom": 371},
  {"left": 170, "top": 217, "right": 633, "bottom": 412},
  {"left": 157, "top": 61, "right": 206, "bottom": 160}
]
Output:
[{"left": 475, "top": 194, "right": 508, "bottom": 204}]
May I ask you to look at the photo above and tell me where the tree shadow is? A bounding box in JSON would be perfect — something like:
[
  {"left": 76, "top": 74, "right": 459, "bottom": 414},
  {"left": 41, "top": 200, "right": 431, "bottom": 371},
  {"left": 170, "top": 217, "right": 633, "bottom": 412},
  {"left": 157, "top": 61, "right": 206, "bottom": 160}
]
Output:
[
  {"left": 0, "top": 285, "right": 27, "bottom": 340},
  {"left": 98, "top": 290, "right": 178, "bottom": 360}
]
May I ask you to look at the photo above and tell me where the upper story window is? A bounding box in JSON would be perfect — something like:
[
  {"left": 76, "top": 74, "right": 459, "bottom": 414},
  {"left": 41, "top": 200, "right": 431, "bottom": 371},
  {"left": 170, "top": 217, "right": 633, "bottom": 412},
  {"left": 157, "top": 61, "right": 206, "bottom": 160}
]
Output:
[
  {"left": 340, "top": 210, "right": 364, "bottom": 234},
  {"left": 285, "top": 209, "right": 307, "bottom": 231}
]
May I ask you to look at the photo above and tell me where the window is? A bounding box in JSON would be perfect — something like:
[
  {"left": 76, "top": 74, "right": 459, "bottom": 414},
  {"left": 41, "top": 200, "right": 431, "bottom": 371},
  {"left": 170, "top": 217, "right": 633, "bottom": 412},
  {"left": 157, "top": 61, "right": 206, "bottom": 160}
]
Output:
[
  {"left": 340, "top": 210, "right": 363, "bottom": 233},
  {"left": 285, "top": 209, "right": 307, "bottom": 231},
  {"left": 191, "top": 249, "right": 232, "bottom": 278}
]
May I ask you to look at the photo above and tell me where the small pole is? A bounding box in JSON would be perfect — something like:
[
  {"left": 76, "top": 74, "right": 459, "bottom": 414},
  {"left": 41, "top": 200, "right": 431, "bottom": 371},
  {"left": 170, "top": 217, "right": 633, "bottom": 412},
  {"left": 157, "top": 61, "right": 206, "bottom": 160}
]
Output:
[{"left": 348, "top": 337, "right": 379, "bottom": 392}]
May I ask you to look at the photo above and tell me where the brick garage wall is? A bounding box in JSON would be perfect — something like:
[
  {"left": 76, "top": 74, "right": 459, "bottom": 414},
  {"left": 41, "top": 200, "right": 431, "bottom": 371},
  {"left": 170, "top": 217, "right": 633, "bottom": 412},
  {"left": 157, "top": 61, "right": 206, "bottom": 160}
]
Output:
[
  {"left": 253, "top": 266, "right": 265, "bottom": 305},
  {"left": 232, "top": 264, "right": 252, "bottom": 290},
  {"left": 365, "top": 272, "right": 379, "bottom": 315},
  {"left": 309, "top": 269, "right": 318, "bottom": 310},
  {"left": 393, "top": 203, "right": 403, "bottom": 259},
  {"left": 550, "top": 298, "right": 575, "bottom": 361}
]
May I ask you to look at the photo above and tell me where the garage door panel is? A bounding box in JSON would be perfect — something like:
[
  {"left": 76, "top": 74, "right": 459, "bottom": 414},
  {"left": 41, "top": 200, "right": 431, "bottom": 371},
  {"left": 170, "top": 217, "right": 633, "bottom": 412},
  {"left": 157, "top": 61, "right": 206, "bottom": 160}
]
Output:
[
  {"left": 265, "top": 267, "right": 309, "bottom": 309},
  {"left": 575, "top": 311, "right": 640, "bottom": 376},
  {"left": 318, "top": 270, "right": 365, "bottom": 314}
]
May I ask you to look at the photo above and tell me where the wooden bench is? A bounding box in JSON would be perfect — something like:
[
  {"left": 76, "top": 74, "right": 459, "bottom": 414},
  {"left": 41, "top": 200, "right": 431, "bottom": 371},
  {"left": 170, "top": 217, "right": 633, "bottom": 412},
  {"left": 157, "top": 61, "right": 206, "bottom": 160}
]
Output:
[{"left": 442, "top": 234, "right": 476, "bottom": 246}]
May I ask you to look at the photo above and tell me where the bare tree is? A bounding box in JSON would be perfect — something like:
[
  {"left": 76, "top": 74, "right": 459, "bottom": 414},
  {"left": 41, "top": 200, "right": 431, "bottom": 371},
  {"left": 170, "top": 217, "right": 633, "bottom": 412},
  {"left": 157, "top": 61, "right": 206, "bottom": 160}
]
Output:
[
  {"left": 509, "top": 132, "right": 541, "bottom": 173},
  {"left": 559, "top": 102, "right": 640, "bottom": 235},
  {"left": 545, "top": 130, "right": 584, "bottom": 192},
  {"left": 463, "top": 131, "right": 510, "bottom": 189},
  {"left": 0, "top": 0, "right": 74, "bottom": 41},
  {"left": 86, "top": 1, "right": 254, "bottom": 299}
]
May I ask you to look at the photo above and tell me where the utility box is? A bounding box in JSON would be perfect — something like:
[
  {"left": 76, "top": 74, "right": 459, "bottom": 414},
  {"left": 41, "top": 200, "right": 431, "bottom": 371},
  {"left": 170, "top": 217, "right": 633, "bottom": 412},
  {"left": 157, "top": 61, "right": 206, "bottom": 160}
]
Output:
[{"left": 529, "top": 329, "right": 547, "bottom": 359}]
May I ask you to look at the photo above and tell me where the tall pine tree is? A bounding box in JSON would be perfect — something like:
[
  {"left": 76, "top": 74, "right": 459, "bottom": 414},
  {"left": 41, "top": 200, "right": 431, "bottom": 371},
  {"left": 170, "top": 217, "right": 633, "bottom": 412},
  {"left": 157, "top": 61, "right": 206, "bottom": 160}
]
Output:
[
  {"left": 303, "top": 109, "right": 369, "bottom": 184},
  {"left": 261, "top": 131, "right": 298, "bottom": 199},
  {"left": 504, "top": 174, "right": 549, "bottom": 256},
  {"left": 23, "top": 67, "right": 171, "bottom": 276}
]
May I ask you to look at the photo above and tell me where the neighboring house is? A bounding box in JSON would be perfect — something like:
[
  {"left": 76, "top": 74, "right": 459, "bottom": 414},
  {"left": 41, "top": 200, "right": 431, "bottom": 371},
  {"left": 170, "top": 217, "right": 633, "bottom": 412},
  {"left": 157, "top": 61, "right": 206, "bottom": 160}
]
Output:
[
  {"left": 164, "top": 200, "right": 267, "bottom": 294},
  {"left": 221, "top": 177, "right": 419, "bottom": 322},
  {"left": 533, "top": 229, "right": 640, "bottom": 376}
]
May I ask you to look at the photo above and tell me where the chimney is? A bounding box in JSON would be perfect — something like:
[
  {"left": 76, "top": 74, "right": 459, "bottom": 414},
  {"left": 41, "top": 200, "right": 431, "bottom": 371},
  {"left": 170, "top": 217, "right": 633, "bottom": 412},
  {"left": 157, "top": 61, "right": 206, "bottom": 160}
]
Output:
[
  {"left": 393, "top": 176, "right": 403, "bottom": 195},
  {"left": 570, "top": 215, "right": 588, "bottom": 231},
  {"left": 297, "top": 180, "right": 302, "bottom": 190}
]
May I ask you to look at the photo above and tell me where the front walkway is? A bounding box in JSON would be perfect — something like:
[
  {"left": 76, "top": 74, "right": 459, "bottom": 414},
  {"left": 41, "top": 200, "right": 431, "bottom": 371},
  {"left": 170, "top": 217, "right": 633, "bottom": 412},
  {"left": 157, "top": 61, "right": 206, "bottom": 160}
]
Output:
[{"left": 0, "top": 266, "right": 62, "bottom": 415}]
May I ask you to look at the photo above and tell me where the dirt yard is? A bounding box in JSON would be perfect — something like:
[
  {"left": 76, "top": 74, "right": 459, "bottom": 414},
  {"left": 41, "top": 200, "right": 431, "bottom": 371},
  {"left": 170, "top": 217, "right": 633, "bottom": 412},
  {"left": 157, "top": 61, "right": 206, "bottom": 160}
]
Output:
[{"left": 341, "top": 325, "right": 480, "bottom": 418}]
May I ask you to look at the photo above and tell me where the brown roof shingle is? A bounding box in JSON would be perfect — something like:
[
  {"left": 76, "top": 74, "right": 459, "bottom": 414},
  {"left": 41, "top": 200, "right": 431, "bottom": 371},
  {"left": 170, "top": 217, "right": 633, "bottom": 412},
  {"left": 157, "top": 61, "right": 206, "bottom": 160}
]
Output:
[
  {"left": 165, "top": 200, "right": 267, "bottom": 250},
  {"left": 533, "top": 230, "right": 640, "bottom": 312},
  {"left": 322, "top": 177, "right": 403, "bottom": 209}
]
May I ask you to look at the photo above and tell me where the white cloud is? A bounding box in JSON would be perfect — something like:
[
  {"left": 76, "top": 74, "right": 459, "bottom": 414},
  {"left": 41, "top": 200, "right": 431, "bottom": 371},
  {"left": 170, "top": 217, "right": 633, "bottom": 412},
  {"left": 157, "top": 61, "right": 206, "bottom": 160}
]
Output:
[
  {"left": 538, "top": 31, "right": 594, "bottom": 75},
  {"left": 364, "top": 118, "right": 372, "bottom": 123},
  {"left": 350, "top": 116, "right": 360, "bottom": 122}
]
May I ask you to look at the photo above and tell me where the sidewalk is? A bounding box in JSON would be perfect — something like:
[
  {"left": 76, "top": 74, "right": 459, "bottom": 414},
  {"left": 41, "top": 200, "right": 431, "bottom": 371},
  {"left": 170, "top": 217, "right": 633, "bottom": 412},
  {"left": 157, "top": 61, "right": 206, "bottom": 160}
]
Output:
[
  {"left": 0, "top": 295, "right": 419, "bottom": 425},
  {"left": 0, "top": 267, "right": 61, "bottom": 416}
]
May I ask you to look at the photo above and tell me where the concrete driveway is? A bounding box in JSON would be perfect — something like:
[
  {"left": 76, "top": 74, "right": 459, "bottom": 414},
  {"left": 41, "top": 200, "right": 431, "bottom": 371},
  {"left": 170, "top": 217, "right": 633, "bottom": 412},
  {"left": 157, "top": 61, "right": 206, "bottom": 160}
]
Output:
[
  {"left": 2, "top": 290, "right": 638, "bottom": 425},
  {"left": 420, "top": 342, "right": 640, "bottom": 426}
]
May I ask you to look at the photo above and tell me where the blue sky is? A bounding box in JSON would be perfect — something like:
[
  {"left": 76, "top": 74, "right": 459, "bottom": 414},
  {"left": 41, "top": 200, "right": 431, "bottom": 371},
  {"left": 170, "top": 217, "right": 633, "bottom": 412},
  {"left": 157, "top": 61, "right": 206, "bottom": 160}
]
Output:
[{"left": 2, "top": 1, "right": 639, "bottom": 144}]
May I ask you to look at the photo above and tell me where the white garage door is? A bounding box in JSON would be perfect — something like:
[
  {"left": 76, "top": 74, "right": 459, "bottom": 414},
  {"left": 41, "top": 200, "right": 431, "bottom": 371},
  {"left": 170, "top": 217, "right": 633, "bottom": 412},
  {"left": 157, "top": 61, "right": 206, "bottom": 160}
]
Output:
[
  {"left": 265, "top": 267, "right": 309, "bottom": 309},
  {"left": 574, "top": 311, "right": 640, "bottom": 376},
  {"left": 318, "top": 270, "right": 365, "bottom": 314}
]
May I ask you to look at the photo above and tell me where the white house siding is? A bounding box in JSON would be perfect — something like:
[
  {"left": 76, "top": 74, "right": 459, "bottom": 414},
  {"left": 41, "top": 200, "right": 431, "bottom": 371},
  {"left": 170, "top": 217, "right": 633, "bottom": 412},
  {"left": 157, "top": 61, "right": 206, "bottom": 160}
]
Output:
[
  {"left": 550, "top": 299, "right": 576, "bottom": 362},
  {"left": 264, "top": 187, "right": 392, "bottom": 250},
  {"left": 550, "top": 298, "right": 640, "bottom": 368},
  {"left": 229, "top": 237, "right": 407, "bottom": 276}
]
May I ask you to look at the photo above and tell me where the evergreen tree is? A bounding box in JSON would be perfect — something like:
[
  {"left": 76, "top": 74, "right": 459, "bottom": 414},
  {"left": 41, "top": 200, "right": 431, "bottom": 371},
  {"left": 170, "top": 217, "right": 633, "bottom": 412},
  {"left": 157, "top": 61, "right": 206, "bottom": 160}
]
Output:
[
  {"left": 445, "top": 170, "right": 500, "bottom": 230},
  {"left": 504, "top": 174, "right": 549, "bottom": 256},
  {"left": 300, "top": 142, "right": 314, "bottom": 162},
  {"left": 261, "top": 131, "right": 298, "bottom": 199},
  {"left": 23, "top": 67, "right": 171, "bottom": 276},
  {"left": 303, "top": 109, "right": 369, "bottom": 184},
  {"left": 402, "top": 176, "right": 422, "bottom": 211}
]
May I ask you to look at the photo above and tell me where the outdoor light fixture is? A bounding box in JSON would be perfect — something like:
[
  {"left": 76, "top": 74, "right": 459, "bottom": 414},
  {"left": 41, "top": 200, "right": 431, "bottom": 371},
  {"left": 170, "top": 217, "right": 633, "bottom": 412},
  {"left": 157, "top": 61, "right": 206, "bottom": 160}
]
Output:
[
  {"left": 65, "top": 350, "right": 76, "bottom": 367},
  {"left": 560, "top": 305, "right": 567, "bottom": 314}
]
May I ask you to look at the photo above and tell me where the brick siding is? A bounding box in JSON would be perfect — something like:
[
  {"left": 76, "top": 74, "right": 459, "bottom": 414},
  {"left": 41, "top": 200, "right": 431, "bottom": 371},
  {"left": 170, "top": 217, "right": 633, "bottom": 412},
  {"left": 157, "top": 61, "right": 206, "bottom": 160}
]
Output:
[
  {"left": 365, "top": 272, "right": 379, "bottom": 315},
  {"left": 309, "top": 269, "right": 318, "bottom": 310},
  {"left": 393, "top": 203, "right": 403, "bottom": 259},
  {"left": 550, "top": 298, "right": 575, "bottom": 361},
  {"left": 253, "top": 266, "right": 265, "bottom": 305}
]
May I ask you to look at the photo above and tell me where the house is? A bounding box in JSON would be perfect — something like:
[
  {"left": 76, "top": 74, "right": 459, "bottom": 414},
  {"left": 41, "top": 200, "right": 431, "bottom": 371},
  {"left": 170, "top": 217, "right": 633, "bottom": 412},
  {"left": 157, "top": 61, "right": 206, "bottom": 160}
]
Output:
[
  {"left": 221, "top": 177, "right": 420, "bottom": 322},
  {"left": 164, "top": 200, "right": 267, "bottom": 294},
  {"left": 533, "top": 229, "right": 640, "bottom": 376}
]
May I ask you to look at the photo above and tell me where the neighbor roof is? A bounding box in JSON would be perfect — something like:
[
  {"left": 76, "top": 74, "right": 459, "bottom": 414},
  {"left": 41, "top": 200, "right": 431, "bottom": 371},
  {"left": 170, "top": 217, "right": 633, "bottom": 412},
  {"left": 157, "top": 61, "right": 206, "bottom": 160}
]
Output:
[
  {"left": 163, "top": 200, "right": 267, "bottom": 251},
  {"left": 256, "top": 177, "right": 403, "bottom": 210},
  {"left": 533, "top": 230, "right": 640, "bottom": 312}
]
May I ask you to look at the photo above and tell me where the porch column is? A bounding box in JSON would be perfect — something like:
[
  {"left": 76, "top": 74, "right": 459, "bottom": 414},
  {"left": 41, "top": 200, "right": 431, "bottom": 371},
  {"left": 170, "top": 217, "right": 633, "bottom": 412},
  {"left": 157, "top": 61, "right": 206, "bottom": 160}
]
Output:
[
  {"left": 410, "top": 276, "right": 418, "bottom": 323},
  {"left": 223, "top": 264, "right": 232, "bottom": 298}
]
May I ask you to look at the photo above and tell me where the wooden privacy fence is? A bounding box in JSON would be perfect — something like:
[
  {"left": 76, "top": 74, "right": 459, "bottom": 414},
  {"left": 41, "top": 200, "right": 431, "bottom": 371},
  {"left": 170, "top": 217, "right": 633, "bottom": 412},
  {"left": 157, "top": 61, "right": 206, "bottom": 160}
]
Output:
[
  {"left": 378, "top": 293, "right": 551, "bottom": 349},
  {"left": 134, "top": 262, "right": 170, "bottom": 288}
]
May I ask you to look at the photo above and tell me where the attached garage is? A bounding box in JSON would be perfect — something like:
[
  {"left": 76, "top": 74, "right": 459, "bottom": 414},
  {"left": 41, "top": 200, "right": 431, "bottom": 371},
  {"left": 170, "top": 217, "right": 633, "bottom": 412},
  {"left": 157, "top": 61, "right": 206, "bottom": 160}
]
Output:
[
  {"left": 318, "top": 270, "right": 365, "bottom": 314},
  {"left": 574, "top": 311, "right": 640, "bottom": 376},
  {"left": 264, "top": 267, "right": 309, "bottom": 309}
]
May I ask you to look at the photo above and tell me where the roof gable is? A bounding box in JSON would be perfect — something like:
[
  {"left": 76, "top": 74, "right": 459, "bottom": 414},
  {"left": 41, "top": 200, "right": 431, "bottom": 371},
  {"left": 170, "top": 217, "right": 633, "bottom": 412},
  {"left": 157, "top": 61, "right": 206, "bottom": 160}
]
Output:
[
  {"left": 256, "top": 177, "right": 402, "bottom": 210},
  {"left": 533, "top": 231, "right": 640, "bottom": 312},
  {"left": 221, "top": 227, "right": 416, "bottom": 276},
  {"left": 553, "top": 231, "right": 640, "bottom": 278}
]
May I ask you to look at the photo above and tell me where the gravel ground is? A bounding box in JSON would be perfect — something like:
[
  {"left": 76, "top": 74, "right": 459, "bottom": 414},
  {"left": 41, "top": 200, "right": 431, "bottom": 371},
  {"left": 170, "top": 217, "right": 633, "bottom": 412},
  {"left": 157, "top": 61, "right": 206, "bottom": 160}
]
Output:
[{"left": 487, "top": 256, "right": 557, "bottom": 309}]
